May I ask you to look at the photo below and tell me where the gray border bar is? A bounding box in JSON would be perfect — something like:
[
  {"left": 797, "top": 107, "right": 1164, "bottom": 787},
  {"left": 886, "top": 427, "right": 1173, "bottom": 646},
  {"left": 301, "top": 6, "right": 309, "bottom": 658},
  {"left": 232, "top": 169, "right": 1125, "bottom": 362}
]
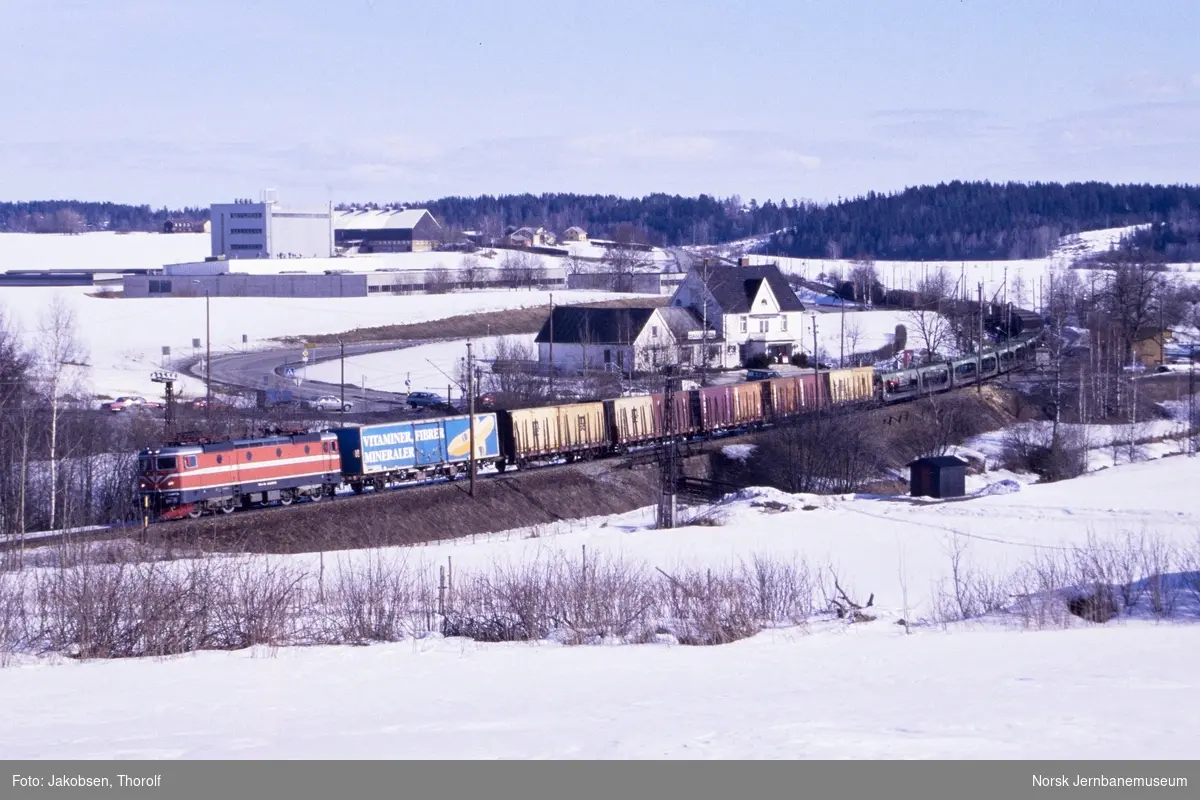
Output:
[{"left": 3, "top": 760, "right": 1198, "bottom": 800}]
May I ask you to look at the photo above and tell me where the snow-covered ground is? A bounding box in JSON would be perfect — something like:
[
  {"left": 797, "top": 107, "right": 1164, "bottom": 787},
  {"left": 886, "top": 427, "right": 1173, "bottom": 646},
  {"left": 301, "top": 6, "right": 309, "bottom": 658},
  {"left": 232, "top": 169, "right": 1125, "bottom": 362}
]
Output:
[
  {"left": 2, "top": 622, "right": 1197, "bottom": 759},
  {"left": 743, "top": 224, "right": 1198, "bottom": 303},
  {"left": 0, "top": 287, "right": 635, "bottom": 401},
  {"left": 305, "top": 334, "right": 538, "bottom": 396},
  {"left": 4, "top": 455, "right": 1200, "bottom": 758},
  {"left": 0, "top": 232, "right": 209, "bottom": 271},
  {"left": 805, "top": 308, "right": 914, "bottom": 361}
]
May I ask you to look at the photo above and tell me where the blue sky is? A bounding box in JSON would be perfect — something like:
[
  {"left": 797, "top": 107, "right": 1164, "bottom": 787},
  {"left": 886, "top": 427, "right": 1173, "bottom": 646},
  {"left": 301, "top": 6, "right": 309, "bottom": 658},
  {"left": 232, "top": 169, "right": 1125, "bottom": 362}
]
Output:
[{"left": 2, "top": 0, "right": 1198, "bottom": 207}]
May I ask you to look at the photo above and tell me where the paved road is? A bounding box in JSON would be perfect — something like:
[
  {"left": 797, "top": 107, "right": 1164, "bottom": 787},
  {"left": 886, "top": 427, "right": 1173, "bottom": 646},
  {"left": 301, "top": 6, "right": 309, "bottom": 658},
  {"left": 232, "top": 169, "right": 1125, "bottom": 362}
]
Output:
[{"left": 199, "top": 340, "right": 436, "bottom": 413}]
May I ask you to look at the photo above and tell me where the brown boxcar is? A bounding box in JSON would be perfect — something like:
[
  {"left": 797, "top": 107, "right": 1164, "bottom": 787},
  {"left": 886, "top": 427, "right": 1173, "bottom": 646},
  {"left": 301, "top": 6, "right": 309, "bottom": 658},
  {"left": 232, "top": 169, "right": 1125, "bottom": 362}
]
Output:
[
  {"left": 697, "top": 385, "right": 734, "bottom": 432},
  {"left": 827, "top": 367, "right": 876, "bottom": 405},
  {"left": 699, "top": 384, "right": 766, "bottom": 433},
  {"left": 499, "top": 402, "right": 608, "bottom": 464},
  {"left": 608, "top": 395, "right": 658, "bottom": 446},
  {"left": 767, "top": 373, "right": 823, "bottom": 419},
  {"left": 731, "top": 382, "right": 765, "bottom": 425},
  {"left": 607, "top": 391, "right": 699, "bottom": 447}
]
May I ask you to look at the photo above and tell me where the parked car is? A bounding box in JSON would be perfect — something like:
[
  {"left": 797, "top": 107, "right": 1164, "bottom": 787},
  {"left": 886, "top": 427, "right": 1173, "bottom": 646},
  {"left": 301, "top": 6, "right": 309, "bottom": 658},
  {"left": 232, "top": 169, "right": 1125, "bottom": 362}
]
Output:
[
  {"left": 106, "top": 396, "right": 153, "bottom": 412},
  {"left": 746, "top": 369, "right": 783, "bottom": 381},
  {"left": 406, "top": 391, "right": 445, "bottom": 409},
  {"left": 313, "top": 395, "right": 353, "bottom": 412},
  {"left": 190, "top": 397, "right": 232, "bottom": 410}
]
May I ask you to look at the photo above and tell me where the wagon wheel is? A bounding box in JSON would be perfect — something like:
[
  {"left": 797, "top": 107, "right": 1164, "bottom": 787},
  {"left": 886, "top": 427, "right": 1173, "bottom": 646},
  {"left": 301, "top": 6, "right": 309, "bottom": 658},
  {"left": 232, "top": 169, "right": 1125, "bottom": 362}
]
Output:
[
  {"left": 219, "top": 498, "right": 236, "bottom": 514},
  {"left": 351, "top": 482, "right": 364, "bottom": 495},
  {"left": 308, "top": 490, "right": 322, "bottom": 503},
  {"left": 278, "top": 490, "right": 294, "bottom": 507},
  {"left": 495, "top": 459, "right": 507, "bottom": 473},
  {"left": 187, "top": 505, "right": 203, "bottom": 520},
  {"left": 373, "top": 477, "right": 386, "bottom": 492}
]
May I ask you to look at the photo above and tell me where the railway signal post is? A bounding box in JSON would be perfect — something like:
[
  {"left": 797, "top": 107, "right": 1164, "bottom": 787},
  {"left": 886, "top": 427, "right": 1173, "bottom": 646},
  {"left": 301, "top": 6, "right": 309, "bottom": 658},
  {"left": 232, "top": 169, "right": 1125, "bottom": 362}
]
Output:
[
  {"left": 151, "top": 370, "right": 178, "bottom": 440},
  {"left": 657, "top": 368, "right": 679, "bottom": 529}
]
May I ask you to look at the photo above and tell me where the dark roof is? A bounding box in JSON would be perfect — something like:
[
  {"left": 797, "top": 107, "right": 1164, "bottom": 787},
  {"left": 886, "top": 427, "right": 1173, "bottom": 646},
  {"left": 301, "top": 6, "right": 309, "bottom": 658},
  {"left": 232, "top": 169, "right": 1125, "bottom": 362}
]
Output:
[
  {"left": 691, "top": 263, "right": 805, "bottom": 314},
  {"left": 535, "top": 306, "right": 658, "bottom": 344},
  {"left": 655, "top": 306, "right": 707, "bottom": 338},
  {"left": 906, "top": 455, "right": 969, "bottom": 468}
]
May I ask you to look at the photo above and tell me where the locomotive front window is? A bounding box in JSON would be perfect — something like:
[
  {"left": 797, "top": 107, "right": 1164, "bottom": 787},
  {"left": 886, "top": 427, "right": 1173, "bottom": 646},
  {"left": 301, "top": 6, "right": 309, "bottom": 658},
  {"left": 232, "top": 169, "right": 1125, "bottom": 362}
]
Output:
[
  {"left": 138, "top": 456, "right": 153, "bottom": 473},
  {"left": 156, "top": 456, "right": 177, "bottom": 471}
]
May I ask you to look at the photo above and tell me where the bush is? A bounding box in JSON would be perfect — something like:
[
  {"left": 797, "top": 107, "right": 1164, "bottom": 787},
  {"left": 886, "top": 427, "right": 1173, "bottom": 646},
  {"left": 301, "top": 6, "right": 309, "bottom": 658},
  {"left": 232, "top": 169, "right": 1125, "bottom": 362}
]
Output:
[
  {"left": 790, "top": 353, "right": 809, "bottom": 367},
  {"left": 1000, "top": 425, "right": 1087, "bottom": 482}
]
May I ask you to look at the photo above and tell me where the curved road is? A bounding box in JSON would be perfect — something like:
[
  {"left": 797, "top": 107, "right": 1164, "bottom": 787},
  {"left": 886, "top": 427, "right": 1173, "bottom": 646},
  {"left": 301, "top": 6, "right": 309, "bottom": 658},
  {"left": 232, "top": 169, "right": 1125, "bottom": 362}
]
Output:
[{"left": 197, "top": 340, "right": 441, "bottom": 413}]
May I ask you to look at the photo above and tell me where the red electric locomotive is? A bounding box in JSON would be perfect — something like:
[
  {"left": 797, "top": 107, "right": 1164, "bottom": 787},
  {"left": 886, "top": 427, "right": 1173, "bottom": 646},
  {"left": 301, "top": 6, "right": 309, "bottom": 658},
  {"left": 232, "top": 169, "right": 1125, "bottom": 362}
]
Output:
[{"left": 138, "top": 430, "right": 343, "bottom": 519}]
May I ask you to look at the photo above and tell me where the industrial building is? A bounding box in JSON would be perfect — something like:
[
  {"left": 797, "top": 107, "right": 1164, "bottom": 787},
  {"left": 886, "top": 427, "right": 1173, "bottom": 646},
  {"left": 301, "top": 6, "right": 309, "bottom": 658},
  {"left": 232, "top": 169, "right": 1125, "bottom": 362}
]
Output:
[
  {"left": 122, "top": 255, "right": 566, "bottom": 298},
  {"left": 210, "top": 193, "right": 334, "bottom": 260},
  {"left": 332, "top": 208, "right": 443, "bottom": 253}
]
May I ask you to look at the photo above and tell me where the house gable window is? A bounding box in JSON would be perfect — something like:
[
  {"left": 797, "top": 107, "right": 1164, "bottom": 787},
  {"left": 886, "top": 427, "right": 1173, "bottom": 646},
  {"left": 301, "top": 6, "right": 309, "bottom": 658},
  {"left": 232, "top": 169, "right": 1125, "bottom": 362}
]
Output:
[
  {"left": 740, "top": 316, "right": 748, "bottom": 333},
  {"left": 781, "top": 315, "right": 788, "bottom": 332}
]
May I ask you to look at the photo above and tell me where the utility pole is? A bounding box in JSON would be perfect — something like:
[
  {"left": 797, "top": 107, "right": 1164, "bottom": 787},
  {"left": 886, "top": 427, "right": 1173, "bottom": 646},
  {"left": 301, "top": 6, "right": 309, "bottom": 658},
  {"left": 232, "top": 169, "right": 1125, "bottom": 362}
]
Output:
[
  {"left": 547, "top": 292, "right": 555, "bottom": 398},
  {"left": 811, "top": 312, "right": 821, "bottom": 416},
  {"left": 339, "top": 339, "right": 346, "bottom": 415},
  {"left": 839, "top": 295, "right": 845, "bottom": 368},
  {"left": 190, "top": 280, "right": 213, "bottom": 423},
  {"left": 700, "top": 259, "right": 711, "bottom": 386},
  {"left": 1190, "top": 347, "right": 1196, "bottom": 458},
  {"left": 977, "top": 282, "right": 984, "bottom": 396},
  {"left": 810, "top": 312, "right": 819, "bottom": 365},
  {"left": 204, "top": 289, "right": 212, "bottom": 423},
  {"left": 467, "top": 341, "right": 477, "bottom": 497}
]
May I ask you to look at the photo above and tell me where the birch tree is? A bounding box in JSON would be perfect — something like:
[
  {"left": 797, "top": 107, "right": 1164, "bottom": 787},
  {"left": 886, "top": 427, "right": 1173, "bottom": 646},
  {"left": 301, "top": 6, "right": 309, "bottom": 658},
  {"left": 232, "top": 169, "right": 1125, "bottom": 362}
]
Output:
[{"left": 37, "top": 297, "right": 87, "bottom": 531}]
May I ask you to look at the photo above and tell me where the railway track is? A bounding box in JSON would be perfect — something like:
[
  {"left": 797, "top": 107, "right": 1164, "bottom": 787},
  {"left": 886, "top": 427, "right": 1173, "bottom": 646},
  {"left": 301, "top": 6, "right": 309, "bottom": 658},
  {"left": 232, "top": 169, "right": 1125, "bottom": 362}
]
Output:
[{"left": 4, "top": 360, "right": 1039, "bottom": 555}]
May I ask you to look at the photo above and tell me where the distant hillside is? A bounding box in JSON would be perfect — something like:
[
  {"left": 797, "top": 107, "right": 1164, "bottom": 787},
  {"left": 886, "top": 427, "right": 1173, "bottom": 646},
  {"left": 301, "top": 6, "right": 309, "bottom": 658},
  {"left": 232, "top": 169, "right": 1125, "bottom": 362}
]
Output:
[
  {"left": 388, "top": 182, "right": 1200, "bottom": 259},
  {"left": 1090, "top": 214, "right": 1200, "bottom": 264},
  {"left": 10, "top": 182, "right": 1200, "bottom": 261},
  {"left": 763, "top": 181, "right": 1200, "bottom": 261},
  {"left": 0, "top": 201, "right": 208, "bottom": 234}
]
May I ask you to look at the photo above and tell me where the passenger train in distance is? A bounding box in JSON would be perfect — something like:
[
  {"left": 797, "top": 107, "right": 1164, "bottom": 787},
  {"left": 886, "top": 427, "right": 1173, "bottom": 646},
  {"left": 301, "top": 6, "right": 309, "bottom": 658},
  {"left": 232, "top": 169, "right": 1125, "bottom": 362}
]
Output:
[{"left": 137, "top": 329, "right": 1043, "bottom": 521}]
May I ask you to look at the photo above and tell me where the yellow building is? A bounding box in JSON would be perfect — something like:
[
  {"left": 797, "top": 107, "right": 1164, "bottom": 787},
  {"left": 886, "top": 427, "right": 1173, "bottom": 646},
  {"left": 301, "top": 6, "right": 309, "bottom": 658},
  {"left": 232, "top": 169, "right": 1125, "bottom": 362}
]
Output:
[{"left": 1133, "top": 328, "right": 1173, "bottom": 367}]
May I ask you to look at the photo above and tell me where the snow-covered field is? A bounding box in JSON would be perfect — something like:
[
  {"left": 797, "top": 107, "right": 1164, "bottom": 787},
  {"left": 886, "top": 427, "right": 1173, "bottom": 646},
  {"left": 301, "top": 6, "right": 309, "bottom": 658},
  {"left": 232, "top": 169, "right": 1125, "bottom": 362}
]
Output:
[
  {"left": 2, "top": 622, "right": 1196, "bottom": 759},
  {"left": 0, "top": 287, "right": 635, "bottom": 401},
  {"left": 745, "top": 224, "right": 1200, "bottom": 302},
  {"left": 306, "top": 334, "right": 538, "bottom": 395},
  {"left": 0, "top": 232, "right": 209, "bottom": 271},
  {"left": 3, "top": 455, "right": 1200, "bottom": 758},
  {"left": 806, "top": 308, "right": 913, "bottom": 361}
]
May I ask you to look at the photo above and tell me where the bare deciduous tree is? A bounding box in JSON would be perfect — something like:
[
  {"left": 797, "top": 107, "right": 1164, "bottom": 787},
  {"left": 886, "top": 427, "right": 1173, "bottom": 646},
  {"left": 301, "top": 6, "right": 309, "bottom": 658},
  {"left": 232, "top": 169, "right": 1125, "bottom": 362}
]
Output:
[
  {"left": 848, "top": 259, "right": 878, "bottom": 305},
  {"left": 426, "top": 263, "right": 453, "bottom": 294},
  {"left": 905, "top": 309, "right": 952, "bottom": 364},
  {"left": 458, "top": 255, "right": 483, "bottom": 289},
  {"left": 37, "top": 297, "right": 87, "bottom": 531}
]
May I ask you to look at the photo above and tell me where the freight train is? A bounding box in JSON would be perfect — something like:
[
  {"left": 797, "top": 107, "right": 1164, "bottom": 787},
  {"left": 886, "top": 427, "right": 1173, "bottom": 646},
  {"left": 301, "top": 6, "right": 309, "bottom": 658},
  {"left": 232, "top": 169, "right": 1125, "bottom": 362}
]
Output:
[{"left": 138, "top": 332, "right": 1042, "bottom": 520}]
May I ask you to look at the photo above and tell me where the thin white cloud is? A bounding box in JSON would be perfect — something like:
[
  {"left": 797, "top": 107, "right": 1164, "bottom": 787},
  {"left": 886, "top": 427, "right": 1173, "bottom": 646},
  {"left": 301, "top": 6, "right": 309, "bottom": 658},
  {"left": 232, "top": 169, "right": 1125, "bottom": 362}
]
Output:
[
  {"left": 565, "top": 131, "right": 720, "bottom": 162},
  {"left": 771, "top": 150, "right": 822, "bottom": 170},
  {"left": 1120, "top": 69, "right": 1182, "bottom": 98}
]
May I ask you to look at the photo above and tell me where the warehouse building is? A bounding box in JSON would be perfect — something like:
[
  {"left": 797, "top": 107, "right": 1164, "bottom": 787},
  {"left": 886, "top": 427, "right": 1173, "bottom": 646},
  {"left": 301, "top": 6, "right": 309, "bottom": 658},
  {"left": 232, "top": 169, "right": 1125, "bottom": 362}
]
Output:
[
  {"left": 123, "top": 256, "right": 566, "bottom": 298},
  {"left": 210, "top": 192, "right": 334, "bottom": 260},
  {"left": 333, "top": 208, "right": 442, "bottom": 253}
]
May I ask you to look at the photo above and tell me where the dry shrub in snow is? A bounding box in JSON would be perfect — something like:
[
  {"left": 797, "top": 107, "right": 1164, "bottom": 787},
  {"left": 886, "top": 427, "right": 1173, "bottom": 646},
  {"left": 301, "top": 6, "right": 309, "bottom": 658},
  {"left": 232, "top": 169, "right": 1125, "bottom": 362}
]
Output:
[
  {"left": 1000, "top": 425, "right": 1087, "bottom": 482},
  {"left": 321, "top": 553, "right": 433, "bottom": 644},
  {"left": 4, "top": 528, "right": 1200, "bottom": 662}
]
